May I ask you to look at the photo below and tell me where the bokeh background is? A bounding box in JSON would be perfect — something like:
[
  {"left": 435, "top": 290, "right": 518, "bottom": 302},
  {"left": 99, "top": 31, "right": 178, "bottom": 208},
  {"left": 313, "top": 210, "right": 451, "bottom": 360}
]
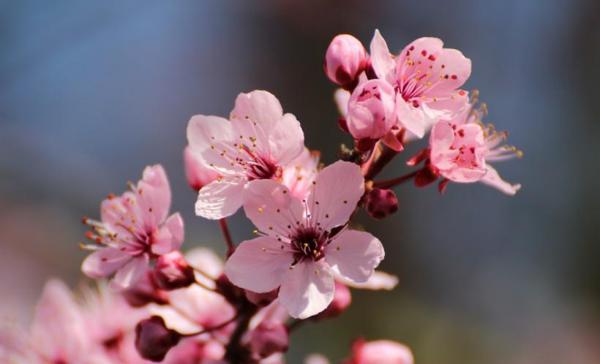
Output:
[{"left": 1, "top": 1, "right": 599, "bottom": 363}]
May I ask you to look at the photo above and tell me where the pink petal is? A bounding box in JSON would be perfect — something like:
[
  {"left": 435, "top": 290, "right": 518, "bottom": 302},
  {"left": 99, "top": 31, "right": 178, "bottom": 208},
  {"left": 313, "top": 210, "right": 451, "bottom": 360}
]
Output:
[
  {"left": 267, "top": 113, "right": 305, "bottom": 165},
  {"left": 195, "top": 177, "right": 246, "bottom": 219},
  {"left": 308, "top": 161, "right": 364, "bottom": 231},
  {"left": 397, "top": 37, "right": 470, "bottom": 97},
  {"left": 136, "top": 164, "right": 172, "bottom": 228},
  {"left": 243, "top": 179, "right": 305, "bottom": 237},
  {"left": 334, "top": 88, "right": 350, "bottom": 117},
  {"left": 340, "top": 270, "right": 398, "bottom": 291},
  {"left": 81, "top": 247, "right": 131, "bottom": 279},
  {"left": 278, "top": 260, "right": 335, "bottom": 319},
  {"left": 186, "top": 114, "right": 239, "bottom": 175},
  {"left": 230, "top": 90, "right": 284, "bottom": 157},
  {"left": 184, "top": 146, "right": 220, "bottom": 190},
  {"left": 112, "top": 256, "right": 149, "bottom": 289},
  {"left": 325, "top": 230, "right": 384, "bottom": 283},
  {"left": 480, "top": 165, "right": 521, "bottom": 196},
  {"left": 151, "top": 213, "right": 185, "bottom": 255},
  {"left": 224, "top": 237, "right": 293, "bottom": 293},
  {"left": 369, "top": 29, "right": 396, "bottom": 82}
]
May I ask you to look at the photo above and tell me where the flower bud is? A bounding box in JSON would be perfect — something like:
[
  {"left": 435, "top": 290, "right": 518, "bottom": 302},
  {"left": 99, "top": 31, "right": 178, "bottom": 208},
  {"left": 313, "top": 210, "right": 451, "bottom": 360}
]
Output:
[
  {"left": 317, "top": 282, "right": 351, "bottom": 319},
  {"left": 135, "top": 316, "right": 181, "bottom": 362},
  {"left": 153, "top": 251, "right": 195, "bottom": 290},
  {"left": 349, "top": 339, "right": 414, "bottom": 364},
  {"left": 184, "top": 146, "right": 219, "bottom": 191},
  {"left": 245, "top": 289, "right": 278, "bottom": 307},
  {"left": 324, "top": 34, "right": 367, "bottom": 89},
  {"left": 120, "top": 271, "right": 169, "bottom": 307},
  {"left": 347, "top": 79, "right": 396, "bottom": 140},
  {"left": 247, "top": 321, "right": 289, "bottom": 359},
  {"left": 365, "top": 188, "right": 398, "bottom": 220}
]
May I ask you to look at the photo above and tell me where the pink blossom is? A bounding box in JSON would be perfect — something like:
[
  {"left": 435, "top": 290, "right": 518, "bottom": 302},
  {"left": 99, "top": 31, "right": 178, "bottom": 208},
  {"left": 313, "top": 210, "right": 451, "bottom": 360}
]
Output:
[
  {"left": 224, "top": 161, "right": 385, "bottom": 319},
  {"left": 370, "top": 29, "right": 471, "bottom": 138},
  {"left": 324, "top": 34, "right": 368, "bottom": 89},
  {"left": 184, "top": 146, "right": 219, "bottom": 191},
  {"left": 81, "top": 165, "right": 184, "bottom": 289},
  {"left": 346, "top": 79, "right": 397, "bottom": 140},
  {"left": 347, "top": 339, "right": 414, "bottom": 364},
  {"left": 429, "top": 101, "right": 522, "bottom": 195},
  {"left": 187, "top": 90, "right": 305, "bottom": 219},
  {"left": 281, "top": 148, "right": 320, "bottom": 200}
]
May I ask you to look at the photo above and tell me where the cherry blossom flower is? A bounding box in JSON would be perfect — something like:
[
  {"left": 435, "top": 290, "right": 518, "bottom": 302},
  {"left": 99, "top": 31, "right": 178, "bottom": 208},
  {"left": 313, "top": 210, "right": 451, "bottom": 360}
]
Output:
[
  {"left": 225, "top": 161, "right": 385, "bottom": 319},
  {"left": 187, "top": 90, "right": 305, "bottom": 219},
  {"left": 370, "top": 29, "right": 471, "bottom": 138},
  {"left": 81, "top": 165, "right": 184, "bottom": 289},
  {"left": 346, "top": 339, "right": 414, "bottom": 364},
  {"left": 429, "top": 101, "right": 522, "bottom": 195}
]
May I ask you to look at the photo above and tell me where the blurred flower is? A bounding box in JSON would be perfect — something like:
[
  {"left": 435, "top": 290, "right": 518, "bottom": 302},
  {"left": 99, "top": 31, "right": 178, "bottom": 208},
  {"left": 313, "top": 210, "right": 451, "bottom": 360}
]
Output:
[
  {"left": 187, "top": 90, "right": 305, "bottom": 219},
  {"left": 225, "top": 161, "right": 384, "bottom": 319},
  {"left": 346, "top": 339, "right": 414, "bottom": 364},
  {"left": 81, "top": 165, "right": 184, "bottom": 289}
]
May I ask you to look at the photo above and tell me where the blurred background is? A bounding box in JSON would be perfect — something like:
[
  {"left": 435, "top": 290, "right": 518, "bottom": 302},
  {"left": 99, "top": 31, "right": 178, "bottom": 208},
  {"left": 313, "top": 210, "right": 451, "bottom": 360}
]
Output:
[{"left": 1, "top": 0, "right": 599, "bottom": 363}]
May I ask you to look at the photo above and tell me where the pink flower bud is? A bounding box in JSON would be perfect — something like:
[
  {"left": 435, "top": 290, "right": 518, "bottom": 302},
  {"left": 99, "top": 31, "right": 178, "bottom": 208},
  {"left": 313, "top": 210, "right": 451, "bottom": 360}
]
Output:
[
  {"left": 365, "top": 188, "right": 398, "bottom": 219},
  {"left": 347, "top": 79, "right": 396, "bottom": 140},
  {"left": 324, "top": 34, "right": 367, "bottom": 89},
  {"left": 318, "top": 282, "right": 352, "bottom": 319},
  {"left": 184, "top": 146, "right": 219, "bottom": 191},
  {"left": 248, "top": 321, "right": 289, "bottom": 359},
  {"left": 135, "top": 316, "right": 181, "bottom": 362},
  {"left": 153, "top": 251, "right": 195, "bottom": 290},
  {"left": 245, "top": 289, "right": 278, "bottom": 307},
  {"left": 349, "top": 339, "right": 414, "bottom": 364}
]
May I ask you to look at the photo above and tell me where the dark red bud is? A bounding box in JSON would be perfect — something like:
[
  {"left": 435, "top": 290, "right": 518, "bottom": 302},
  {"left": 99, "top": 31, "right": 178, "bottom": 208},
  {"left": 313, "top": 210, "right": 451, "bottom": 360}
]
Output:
[
  {"left": 121, "top": 272, "right": 169, "bottom": 307},
  {"left": 135, "top": 316, "right": 181, "bottom": 362},
  {"left": 153, "top": 251, "right": 195, "bottom": 290},
  {"left": 365, "top": 188, "right": 399, "bottom": 220}
]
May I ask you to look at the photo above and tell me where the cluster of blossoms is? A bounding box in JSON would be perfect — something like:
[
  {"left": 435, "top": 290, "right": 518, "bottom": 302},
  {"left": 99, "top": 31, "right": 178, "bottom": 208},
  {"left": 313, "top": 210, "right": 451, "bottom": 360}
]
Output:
[{"left": 1, "top": 29, "right": 521, "bottom": 363}]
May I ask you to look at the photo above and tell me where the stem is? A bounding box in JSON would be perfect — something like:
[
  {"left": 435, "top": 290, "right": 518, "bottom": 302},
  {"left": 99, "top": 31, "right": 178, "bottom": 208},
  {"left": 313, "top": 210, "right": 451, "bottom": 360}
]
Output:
[
  {"left": 224, "top": 304, "right": 258, "bottom": 362},
  {"left": 219, "top": 218, "right": 235, "bottom": 257},
  {"left": 193, "top": 278, "right": 217, "bottom": 292},
  {"left": 373, "top": 170, "right": 419, "bottom": 189},
  {"left": 181, "top": 313, "right": 239, "bottom": 338},
  {"left": 362, "top": 142, "right": 400, "bottom": 180}
]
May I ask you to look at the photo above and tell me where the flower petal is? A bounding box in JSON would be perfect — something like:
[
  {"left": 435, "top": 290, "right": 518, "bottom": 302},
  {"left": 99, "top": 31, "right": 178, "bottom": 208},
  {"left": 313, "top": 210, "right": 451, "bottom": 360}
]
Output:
[
  {"left": 480, "top": 165, "right": 521, "bottom": 196},
  {"left": 268, "top": 113, "right": 305, "bottom": 165},
  {"left": 112, "top": 256, "right": 148, "bottom": 289},
  {"left": 224, "top": 237, "right": 293, "bottom": 293},
  {"left": 339, "top": 270, "right": 398, "bottom": 291},
  {"left": 187, "top": 114, "right": 239, "bottom": 175},
  {"left": 243, "top": 179, "right": 305, "bottom": 237},
  {"left": 81, "top": 247, "right": 131, "bottom": 279},
  {"left": 278, "top": 261, "right": 335, "bottom": 319},
  {"left": 334, "top": 88, "right": 350, "bottom": 117},
  {"left": 136, "top": 165, "right": 172, "bottom": 228},
  {"left": 308, "top": 161, "right": 364, "bottom": 231},
  {"left": 195, "top": 177, "right": 246, "bottom": 219},
  {"left": 369, "top": 29, "right": 396, "bottom": 82},
  {"left": 151, "top": 213, "right": 185, "bottom": 255},
  {"left": 325, "top": 230, "right": 384, "bottom": 283}
]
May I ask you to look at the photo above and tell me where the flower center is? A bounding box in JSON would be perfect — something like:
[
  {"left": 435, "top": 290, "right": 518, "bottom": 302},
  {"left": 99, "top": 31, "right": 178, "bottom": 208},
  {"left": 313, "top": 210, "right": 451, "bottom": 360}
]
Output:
[
  {"left": 291, "top": 228, "right": 326, "bottom": 262},
  {"left": 246, "top": 156, "right": 282, "bottom": 181}
]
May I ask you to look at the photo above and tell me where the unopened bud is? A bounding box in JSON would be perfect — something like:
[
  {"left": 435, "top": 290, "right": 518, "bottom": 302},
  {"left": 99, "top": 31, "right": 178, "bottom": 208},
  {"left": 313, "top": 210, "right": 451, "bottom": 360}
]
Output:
[
  {"left": 121, "top": 272, "right": 169, "bottom": 307},
  {"left": 365, "top": 188, "right": 398, "bottom": 220},
  {"left": 154, "top": 251, "right": 195, "bottom": 290},
  {"left": 347, "top": 79, "right": 396, "bottom": 140},
  {"left": 324, "top": 34, "right": 367, "bottom": 89},
  {"left": 135, "top": 316, "right": 181, "bottom": 362},
  {"left": 248, "top": 321, "right": 289, "bottom": 359}
]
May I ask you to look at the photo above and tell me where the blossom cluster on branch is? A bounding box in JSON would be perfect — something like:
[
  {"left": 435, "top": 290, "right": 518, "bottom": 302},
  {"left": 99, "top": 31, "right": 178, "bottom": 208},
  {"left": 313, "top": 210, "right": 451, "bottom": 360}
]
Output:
[{"left": 0, "top": 29, "right": 521, "bottom": 364}]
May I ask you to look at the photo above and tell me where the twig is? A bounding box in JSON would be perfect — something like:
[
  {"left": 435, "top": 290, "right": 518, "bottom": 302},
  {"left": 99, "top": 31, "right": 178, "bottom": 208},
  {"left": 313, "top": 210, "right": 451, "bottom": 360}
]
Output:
[{"left": 219, "top": 218, "right": 236, "bottom": 257}]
